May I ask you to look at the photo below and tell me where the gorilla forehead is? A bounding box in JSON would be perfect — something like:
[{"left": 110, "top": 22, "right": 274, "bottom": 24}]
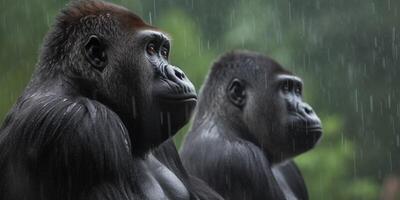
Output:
[
  {"left": 206, "top": 50, "right": 292, "bottom": 87},
  {"left": 209, "top": 50, "right": 292, "bottom": 82}
]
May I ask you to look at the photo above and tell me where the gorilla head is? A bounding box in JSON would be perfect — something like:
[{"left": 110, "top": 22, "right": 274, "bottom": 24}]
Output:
[
  {"left": 37, "top": 0, "right": 196, "bottom": 154},
  {"left": 195, "top": 50, "right": 322, "bottom": 163}
]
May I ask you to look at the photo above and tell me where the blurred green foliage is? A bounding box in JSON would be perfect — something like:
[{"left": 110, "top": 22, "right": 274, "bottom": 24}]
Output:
[{"left": 1, "top": 0, "right": 400, "bottom": 199}]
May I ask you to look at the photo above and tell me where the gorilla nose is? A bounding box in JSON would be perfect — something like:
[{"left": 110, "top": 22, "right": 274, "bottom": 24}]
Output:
[
  {"left": 173, "top": 68, "right": 185, "bottom": 80},
  {"left": 166, "top": 65, "right": 187, "bottom": 82},
  {"left": 303, "top": 104, "right": 314, "bottom": 115},
  {"left": 297, "top": 102, "right": 315, "bottom": 116},
  {"left": 298, "top": 102, "right": 321, "bottom": 124}
]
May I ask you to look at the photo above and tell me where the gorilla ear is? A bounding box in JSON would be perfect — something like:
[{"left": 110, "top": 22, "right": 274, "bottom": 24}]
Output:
[
  {"left": 227, "top": 78, "right": 246, "bottom": 108},
  {"left": 84, "top": 35, "right": 107, "bottom": 72}
]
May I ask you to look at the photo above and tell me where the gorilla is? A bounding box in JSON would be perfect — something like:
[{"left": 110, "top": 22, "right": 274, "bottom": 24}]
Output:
[
  {"left": 0, "top": 1, "right": 221, "bottom": 199},
  {"left": 180, "top": 50, "right": 323, "bottom": 200}
]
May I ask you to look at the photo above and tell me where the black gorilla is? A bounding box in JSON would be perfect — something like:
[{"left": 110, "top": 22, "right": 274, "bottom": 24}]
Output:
[
  {"left": 180, "top": 50, "right": 323, "bottom": 200},
  {"left": 0, "top": 1, "right": 217, "bottom": 199}
]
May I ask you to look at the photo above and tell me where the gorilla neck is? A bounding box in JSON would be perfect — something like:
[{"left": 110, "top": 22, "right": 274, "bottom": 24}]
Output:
[
  {"left": 26, "top": 74, "right": 95, "bottom": 100},
  {"left": 192, "top": 110, "right": 253, "bottom": 142}
]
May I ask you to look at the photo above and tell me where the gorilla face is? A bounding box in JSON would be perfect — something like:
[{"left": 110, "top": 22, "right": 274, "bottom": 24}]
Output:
[
  {"left": 84, "top": 25, "right": 196, "bottom": 151},
  {"left": 140, "top": 30, "right": 197, "bottom": 139},
  {"left": 130, "top": 29, "right": 197, "bottom": 146},
  {"left": 240, "top": 68, "right": 322, "bottom": 163},
  {"left": 273, "top": 74, "right": 322, "bottom": 157}
]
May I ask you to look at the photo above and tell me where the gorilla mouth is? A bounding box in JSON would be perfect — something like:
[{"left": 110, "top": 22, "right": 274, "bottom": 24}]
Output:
[
  {"left": 292, "top": 125, "right": 323, "bottom": 143},
  {"left": 287, "top": 118, "right": 323, "bottom": 140},
  {"left": 155, "top": 78, "right": 197, "bottom": 102},
  {"left": 288, "top": 114, "right": 322, "bottom": 133},
  {"left": 159, "top": 93, "right": 197, "bottom": 101},
  {"left": 306, "top": 126, "right": 323, "bottom": 133},
  {"left": 290, "top": 124, "right": 322, "bottom": 134}
]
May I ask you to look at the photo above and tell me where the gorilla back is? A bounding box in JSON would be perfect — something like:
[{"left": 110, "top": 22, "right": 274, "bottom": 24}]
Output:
[
  {"left": 0, "top": 1, "right": 199, "bottom": 199},
  {"left": 181, "top": 51, "right": 323, "bottom": 200}
]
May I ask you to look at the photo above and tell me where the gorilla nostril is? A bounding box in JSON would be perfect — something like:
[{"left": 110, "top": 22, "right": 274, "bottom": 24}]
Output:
[
  {"left": 174, "top": 69, "right": 185, "bottom": 80},
  {"left": 304, "top": 106, "right": 313, "bottom": 114}
]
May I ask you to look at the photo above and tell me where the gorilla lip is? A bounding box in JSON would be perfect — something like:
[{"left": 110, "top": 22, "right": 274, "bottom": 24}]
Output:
[
  {"left": 292, "top": 125, "right": 322, "bottom": 132},
  {"left": 307, "top": 126, "right": 323, "bottom": 132},
  {"left": 158, "top": 93, "right": 197, "bottom": 101}
]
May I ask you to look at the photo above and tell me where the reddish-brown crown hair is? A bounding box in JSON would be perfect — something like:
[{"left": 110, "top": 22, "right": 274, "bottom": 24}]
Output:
[{"left": 59, "top": 0, "right": 155, "bottom": 31}]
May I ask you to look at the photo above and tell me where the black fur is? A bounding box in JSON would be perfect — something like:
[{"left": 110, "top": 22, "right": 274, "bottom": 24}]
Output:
[
  {"left": 181, "top": 50, "right": 322, "bottom": 200},
  {"left": 0, "top": 95, "right": 141, "bottom": 199},
  {"left": 153, "top": 140, "right": 224, "bottom": 200},
  {"left": 0, "top": 1, "right": 205, "bottom": 199}
]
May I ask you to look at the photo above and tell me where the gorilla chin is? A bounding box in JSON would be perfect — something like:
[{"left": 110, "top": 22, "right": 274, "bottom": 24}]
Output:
[
  {"left": 287, "top": 115, "right": 323, "bottom": 152},
  {"left": 158, "top": 97, "right": 197, "bottom": 137}
]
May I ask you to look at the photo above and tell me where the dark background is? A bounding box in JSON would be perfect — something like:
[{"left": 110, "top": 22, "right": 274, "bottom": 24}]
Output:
[{"left": 1, "top": 0, "right": 399, "bottom": 199}]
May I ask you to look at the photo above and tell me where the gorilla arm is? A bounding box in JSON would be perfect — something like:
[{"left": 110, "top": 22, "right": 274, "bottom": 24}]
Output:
[
  {"left": 272, "top": 160, "right": 309, "bottom": 200},
  {"left": 152, "top": 139, "right": 224, "bottom": 200},
  {"left": 181, "top": 136, "right": 285, "bottom": 200},
  {"left": 0, "top": 96, "right": 139, "bottom": 200}
]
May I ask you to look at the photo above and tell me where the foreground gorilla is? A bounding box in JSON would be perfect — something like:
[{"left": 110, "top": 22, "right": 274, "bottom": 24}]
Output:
[
  {"left": 181, "top": 51, "right": 323, "bottom": 200},
  {"left": 0, "top": 1, "right": 222, "bottom": 199}
]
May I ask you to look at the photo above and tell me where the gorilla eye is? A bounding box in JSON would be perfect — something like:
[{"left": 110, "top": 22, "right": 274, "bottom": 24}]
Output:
[
  {"left": 161, "top": 47, "right": 169, "bottom": 59},
  {"left": 295, "top": 86, "right": 302, "bottom": 95},
  {"left": 281, "top": 81, "right": 290, "bottom": 92},
  {"left": 147, "top": 43, "right": 157, "bottom": 55}
]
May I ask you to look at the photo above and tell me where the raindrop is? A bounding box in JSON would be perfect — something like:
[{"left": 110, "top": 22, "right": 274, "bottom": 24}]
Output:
[
  {"left": 355, "top": 89, "right": 358, "bottom": 112},
  {"left": 360, "top": 106, "right": 365, "bottom": 130},
  {"left": 315, "top": 0, "right": 320, "bottom": 10},
  {"left": 353, "top": 151, "right": 357, "bottom": 178},
  {"left": 369, "top": 95, "right": 374, "bottom": 112},
  {"left": 341, "top": 132, "right": 344, "bottom": 146},
  {"left": 288, "top": 1, "right": 292, "bottom": 22},
  {"left": 160, "top": 111, "right": 164, "bottom": 125},
  {"left": 167, "top": 112, "right": 171, "bottom": 136},
  {"left": 153, "top": 0, "right": 157, "bottom": 19},
  {"left": 371, "top": 2, "right": 376, "bottom": 14},
  {"left": 148, "top": 12, "right": 152, "bottom": 25},
  {"left": 397, "top": 103, "right": 400, "bottom": 117},
  {"left": 131, "top": 96, "right": 137, "bottom": 119},
  {"left": 389, "top": 152, "right": 393, "bottom": 172},
  {"left": 382, "top": 57, "right": 386, "bottom": 69}
]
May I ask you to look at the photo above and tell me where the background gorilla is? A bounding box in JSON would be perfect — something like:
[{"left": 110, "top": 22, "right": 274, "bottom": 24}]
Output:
[
  {"left": 0, "top": 1, "right": 208, "bottom": 199},
  {"left": 180, "top": 50, "right": 323, "bottom": 200}
]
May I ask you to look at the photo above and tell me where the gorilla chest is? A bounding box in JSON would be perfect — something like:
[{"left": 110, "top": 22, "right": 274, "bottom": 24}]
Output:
[
  {"left": 272, "top": 168, "right": 298, "bottom": 200},
  {"left": 142, "top": 158, "right": 190, "bottom": 200}
]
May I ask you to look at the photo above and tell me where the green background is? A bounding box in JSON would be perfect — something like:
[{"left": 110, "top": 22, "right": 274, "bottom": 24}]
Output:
[{"left": 1, "top": 0, "right": 400, "bottom": 199}]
